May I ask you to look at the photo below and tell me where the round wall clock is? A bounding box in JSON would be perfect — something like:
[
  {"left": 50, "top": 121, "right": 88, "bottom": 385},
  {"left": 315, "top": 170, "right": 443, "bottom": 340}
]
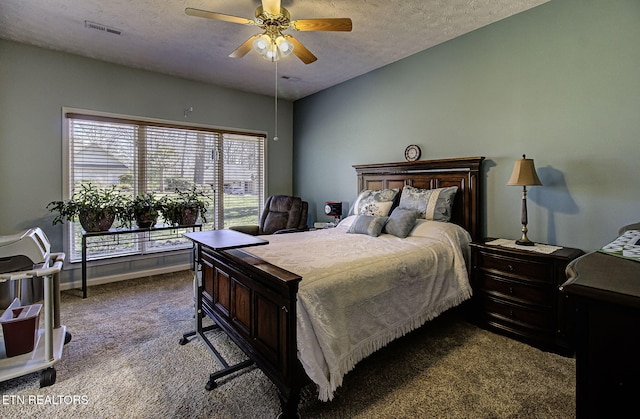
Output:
[{"left": 404, "top": 145, "right": 421, "bottom": 162}]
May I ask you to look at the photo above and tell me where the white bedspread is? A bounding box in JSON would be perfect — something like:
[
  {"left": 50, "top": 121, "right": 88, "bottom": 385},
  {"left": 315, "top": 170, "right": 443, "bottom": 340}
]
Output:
[{"left": 245, "top": 216, "right": 472, "bottom": 401}]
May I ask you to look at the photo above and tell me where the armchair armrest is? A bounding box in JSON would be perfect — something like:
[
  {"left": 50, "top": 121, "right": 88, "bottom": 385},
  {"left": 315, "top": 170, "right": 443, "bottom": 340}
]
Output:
[
  {"left": 274, "top": 227, "right": 308, "bottom": 234},
  {"left": 619, "top": 222, "right": 640, "bottom": 235},
  {"left": 228, "top": 225, "right": 260, "bottom": 236}
]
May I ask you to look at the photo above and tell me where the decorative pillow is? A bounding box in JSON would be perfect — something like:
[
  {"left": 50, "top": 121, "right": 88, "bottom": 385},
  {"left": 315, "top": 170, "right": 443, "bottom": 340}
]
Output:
[
  {"left": 384, "top": 207, "right": 419, "bottom": 238},
  {"left": 347, "top": 215, "right": 389, "bottom": 237},
  {"left": 350, "top": 188, "right": 399, "bottom": 217},
  {"left": 399, "top": 186, "right": 458, "bottom": 222}
]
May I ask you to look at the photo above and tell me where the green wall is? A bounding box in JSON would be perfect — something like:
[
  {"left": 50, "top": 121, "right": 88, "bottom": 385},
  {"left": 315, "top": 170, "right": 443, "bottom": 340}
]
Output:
[
  {"left": 293, "top": 0, "right": 640, "bottom": 252},
  {"left": 1, "top": 0, "right": 638, "bottom": 288},
  {"left": 0, "top": 40, "right": 293, "bottom": 285}
]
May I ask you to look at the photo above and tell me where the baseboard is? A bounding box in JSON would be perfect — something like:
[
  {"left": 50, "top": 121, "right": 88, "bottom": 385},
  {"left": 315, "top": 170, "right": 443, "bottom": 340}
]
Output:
[{"left": 60, "top": 263, "right": 193, "bottom": 291}]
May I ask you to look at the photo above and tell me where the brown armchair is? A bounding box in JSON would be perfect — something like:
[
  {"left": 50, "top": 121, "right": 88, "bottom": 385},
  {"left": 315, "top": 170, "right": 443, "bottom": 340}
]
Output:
[{"left": 229, "top": 195, "right": 309, "bottom": 235}]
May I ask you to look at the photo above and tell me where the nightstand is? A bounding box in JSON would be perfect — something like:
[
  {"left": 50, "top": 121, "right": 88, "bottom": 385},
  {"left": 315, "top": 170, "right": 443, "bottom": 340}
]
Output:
[{"left": 469, "top": 238, "right": 584, "bottom": 354}]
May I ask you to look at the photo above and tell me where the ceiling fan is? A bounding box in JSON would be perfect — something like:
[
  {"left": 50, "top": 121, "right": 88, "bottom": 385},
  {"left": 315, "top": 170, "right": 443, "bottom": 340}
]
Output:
[{"left": 185, "top": 0, "right": 352, "bottom": 64}]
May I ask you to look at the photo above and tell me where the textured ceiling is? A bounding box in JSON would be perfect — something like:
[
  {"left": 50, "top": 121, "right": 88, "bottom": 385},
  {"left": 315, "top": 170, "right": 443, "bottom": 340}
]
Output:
[{"left": 0, "top": 0, "right": 549, "bottom": 100}]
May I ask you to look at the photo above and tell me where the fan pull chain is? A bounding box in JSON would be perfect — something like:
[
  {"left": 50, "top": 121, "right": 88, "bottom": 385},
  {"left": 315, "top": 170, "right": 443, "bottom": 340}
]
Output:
[{"left": 274, "top": 58, "right": 279, "bottom": 141}]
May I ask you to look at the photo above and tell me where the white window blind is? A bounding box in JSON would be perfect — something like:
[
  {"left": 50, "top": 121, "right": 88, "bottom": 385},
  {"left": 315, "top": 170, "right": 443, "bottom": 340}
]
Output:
[{"left": 64, "top": 110, "right": 266, "bottom": 262}]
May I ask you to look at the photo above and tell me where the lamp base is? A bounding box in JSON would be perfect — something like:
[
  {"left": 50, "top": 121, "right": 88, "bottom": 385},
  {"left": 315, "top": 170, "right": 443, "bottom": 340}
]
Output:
[{"left": 515, "top": 238, "right": 535, "bottom": 246}]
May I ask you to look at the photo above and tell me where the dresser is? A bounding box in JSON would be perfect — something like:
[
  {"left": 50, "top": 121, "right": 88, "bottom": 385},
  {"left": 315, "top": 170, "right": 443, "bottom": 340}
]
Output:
[
  {"left": 469, "top": 239, "right": 583, "bottom": 354},
  {"left": 561, "top": 250, "right": 640, "bottom": 418}
]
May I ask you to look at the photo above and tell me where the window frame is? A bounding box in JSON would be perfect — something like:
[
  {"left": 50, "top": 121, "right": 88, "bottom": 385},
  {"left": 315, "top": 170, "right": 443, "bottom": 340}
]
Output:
[{"left": 61, "top": 107, "right": 268, "bottom": 263}]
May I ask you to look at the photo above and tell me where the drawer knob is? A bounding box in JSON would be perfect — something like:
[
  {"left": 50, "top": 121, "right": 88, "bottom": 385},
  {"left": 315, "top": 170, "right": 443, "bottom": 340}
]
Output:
[
  {"left": 508, "top": 264, "right": 515, "bottom": 272},
  {"left": 509, "top": 309, "right": 514, "bottom": 317},
  {"left": 509, "top": 287, "right": 514, "bottom": 294}
]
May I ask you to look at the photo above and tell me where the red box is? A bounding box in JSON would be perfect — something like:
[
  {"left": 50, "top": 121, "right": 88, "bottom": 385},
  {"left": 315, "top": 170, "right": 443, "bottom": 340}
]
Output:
[{"left": 1, "top": 302, "right": 41, "bottom": 357}]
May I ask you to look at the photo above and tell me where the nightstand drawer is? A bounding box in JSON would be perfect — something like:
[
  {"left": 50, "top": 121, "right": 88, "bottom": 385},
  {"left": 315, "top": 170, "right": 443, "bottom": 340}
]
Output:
[
  {"left": 477, "top": 251, "right": 551, "bottom": 280},
  {"left": 478, "top": 294, "right": 554, "bottom": 330},
  {"left": 475, "top": 272, "right": 553, "bottom": 307}
]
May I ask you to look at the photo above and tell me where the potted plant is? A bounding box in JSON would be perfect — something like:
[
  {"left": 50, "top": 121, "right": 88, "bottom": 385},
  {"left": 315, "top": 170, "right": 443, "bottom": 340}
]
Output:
[
  {"left": 47, "top": 183, "right": 128, "bottom": 232},
  {"left": 159, "top": 186, "right": 208, "bottom": 226},
  {"left": 125, "top": 192, "right": 162, "bottom": 229}
]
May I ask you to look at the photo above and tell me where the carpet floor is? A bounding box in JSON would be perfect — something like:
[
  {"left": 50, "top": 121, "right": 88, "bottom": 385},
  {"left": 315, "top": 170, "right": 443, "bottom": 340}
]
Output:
[{"left": 0, "top": 270, "right": 576, "bottom": 418}]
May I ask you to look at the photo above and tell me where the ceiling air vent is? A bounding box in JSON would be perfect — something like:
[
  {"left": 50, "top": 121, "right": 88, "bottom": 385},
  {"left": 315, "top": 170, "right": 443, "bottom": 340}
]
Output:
[{"left": 84, "top": 21, "right": 122, "bottom": 36}]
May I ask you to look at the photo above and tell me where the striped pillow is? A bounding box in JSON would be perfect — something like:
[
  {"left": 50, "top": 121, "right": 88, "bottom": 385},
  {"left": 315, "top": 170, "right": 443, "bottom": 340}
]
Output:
[
  {"left": 399, "top": 186, "right": 458, "bottom": 222},
  {"left": 347, "top": 215, "right": 389, "bottom": 237}
]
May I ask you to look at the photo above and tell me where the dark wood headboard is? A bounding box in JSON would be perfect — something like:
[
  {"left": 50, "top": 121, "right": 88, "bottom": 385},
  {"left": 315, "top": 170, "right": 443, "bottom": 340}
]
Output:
[{"left": 353, "top": 157, "right": 485, "bottom": 241}]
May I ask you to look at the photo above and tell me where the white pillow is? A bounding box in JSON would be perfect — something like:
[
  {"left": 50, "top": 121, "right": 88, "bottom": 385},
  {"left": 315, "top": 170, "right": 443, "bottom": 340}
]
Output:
[
  {"left": 410, "top": 219, "right": 471, "bottom": 246},
  {"left": 350, "top": 189, "right": 399, "bottom": 216}
]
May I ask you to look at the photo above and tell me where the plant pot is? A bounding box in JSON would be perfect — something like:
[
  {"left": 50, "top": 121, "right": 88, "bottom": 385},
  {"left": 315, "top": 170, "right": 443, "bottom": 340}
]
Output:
[
  {"left": 78, "top": 209, "right": 115, "bottom": 232},
  {"left": 134, "top": 209, "right": 159, "bottom": 229},
  {"left": 179, "top": 206, "right": 199, "bottom": 225},
  {"left": 162, "top": 204, "right": 200, "bottom": 226}
]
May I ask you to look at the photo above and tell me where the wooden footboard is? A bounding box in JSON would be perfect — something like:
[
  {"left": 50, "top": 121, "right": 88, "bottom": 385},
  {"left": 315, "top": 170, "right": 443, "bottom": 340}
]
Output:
[{"left": 198, "top": 245, "right": 306, "bottom": 417}]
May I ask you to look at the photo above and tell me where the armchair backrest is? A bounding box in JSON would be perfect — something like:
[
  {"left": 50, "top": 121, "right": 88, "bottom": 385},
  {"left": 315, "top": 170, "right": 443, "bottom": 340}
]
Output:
[{"left": 259, "top": 195, "right": 308, "bottom": 235}]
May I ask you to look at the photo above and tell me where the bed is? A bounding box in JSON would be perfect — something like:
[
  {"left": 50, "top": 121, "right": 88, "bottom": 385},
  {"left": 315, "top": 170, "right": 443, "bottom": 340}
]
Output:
[{"left": 191, "top": 157, "right": 484, "bottom": 418}]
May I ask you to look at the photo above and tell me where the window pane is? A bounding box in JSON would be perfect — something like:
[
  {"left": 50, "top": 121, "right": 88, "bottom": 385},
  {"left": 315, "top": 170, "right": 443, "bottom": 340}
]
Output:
[
  {"left": 68, "top": 119, "right": 137, "bottom": 261},
  {"left": 222, "top": 134, "right": 264, "bottom": 228},
  {"left": 143, "top": 127, "right": 217, "bottom": 251}
]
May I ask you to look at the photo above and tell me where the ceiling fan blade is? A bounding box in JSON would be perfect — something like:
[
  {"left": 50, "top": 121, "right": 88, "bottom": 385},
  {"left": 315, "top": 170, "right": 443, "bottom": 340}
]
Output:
[
  {"left": 185, "top": 8, "right": 255, "bottom": 26},
  {"left": 291, "top": 18, "right": 353, "bottom": 32},
  {"left": 286, "top": 36, "right": 317, "bottom": 65},
  {"left": 261, "top": 0, "right": 282, "bottom": 16},
  {"left": 229, "top": 35, "right": 261, "bottom": 58}
]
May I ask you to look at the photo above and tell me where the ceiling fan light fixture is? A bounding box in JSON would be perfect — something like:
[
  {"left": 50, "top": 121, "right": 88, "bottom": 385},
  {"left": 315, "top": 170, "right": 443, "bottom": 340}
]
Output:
[
  {"left": 186, "top": 1, "right": 352, "bottom": 65},
  {"left": 276, "top": 36, "right": 294, "bottom": 57},
  {"left": 252, "top": 34, "right": 271, "bottom": 55},
  {"left": 263, "top": 43, "right": 279, "bottom": 61}
]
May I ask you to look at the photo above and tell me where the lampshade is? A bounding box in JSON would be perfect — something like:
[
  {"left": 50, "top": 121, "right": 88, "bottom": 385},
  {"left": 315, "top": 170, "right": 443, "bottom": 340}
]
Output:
[
  {"left": 252, "top": 34, "right": 271, "bottom": 55},
  {"left": 263, "top": 43, "right": 279, "bottom": 61},
  {"left": 275, "top": 36, "right": 293, "bottom": 57},
  {"left": 507, "top": 155, "right": 542, "bottom": 186},
  {"left": 324, "top": 202, "right": 342, "bottom": 217}
]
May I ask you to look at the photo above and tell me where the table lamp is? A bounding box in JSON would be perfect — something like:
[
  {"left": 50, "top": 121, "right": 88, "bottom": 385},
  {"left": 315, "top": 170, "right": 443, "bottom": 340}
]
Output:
[
  {"left": 324, "top": 202, "right": 343, "bottom": 225},
  {"left": 507, "top": 154, "right": 542, "bottom": 246}
]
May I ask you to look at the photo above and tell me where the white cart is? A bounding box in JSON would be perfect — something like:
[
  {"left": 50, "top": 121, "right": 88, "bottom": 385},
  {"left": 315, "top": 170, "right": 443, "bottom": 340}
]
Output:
[{"left": 0, "top": 252, "right": 70, "bottom": 387}]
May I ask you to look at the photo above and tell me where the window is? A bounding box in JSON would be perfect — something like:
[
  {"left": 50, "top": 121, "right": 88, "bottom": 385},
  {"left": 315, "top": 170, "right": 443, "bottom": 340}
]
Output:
[{"left": 63, "top": 109, "right": 266, "bottom": 262}]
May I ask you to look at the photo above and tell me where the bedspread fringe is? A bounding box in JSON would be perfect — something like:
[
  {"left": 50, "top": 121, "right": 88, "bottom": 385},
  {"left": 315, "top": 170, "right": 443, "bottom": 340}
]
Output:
[{"left": 317, "top": 287, "right": 472, "bottom": 402}]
